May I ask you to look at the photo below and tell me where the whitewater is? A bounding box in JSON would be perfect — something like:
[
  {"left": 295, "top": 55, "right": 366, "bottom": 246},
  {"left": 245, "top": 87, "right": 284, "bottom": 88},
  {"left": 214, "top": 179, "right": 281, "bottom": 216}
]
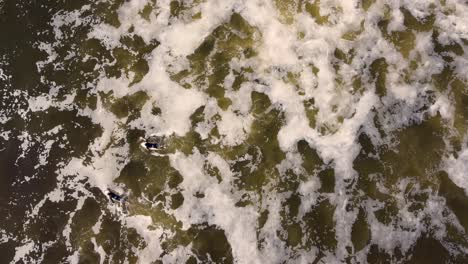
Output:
[{"left": 1, "top": 0, "right": 468, "bottom": 263}]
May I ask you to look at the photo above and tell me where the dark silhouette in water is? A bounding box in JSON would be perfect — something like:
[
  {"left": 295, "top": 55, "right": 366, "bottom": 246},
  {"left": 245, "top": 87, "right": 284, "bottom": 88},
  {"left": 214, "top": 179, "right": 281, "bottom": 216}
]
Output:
[
  {"left": 144, "top": 135, "right": 164, "bottom": 150},
  {"left": 107, "top": 190, "right": 125, "bottom": 202},
  {"left": 145, "top": 142, "right": 159, "bottom": 149}
]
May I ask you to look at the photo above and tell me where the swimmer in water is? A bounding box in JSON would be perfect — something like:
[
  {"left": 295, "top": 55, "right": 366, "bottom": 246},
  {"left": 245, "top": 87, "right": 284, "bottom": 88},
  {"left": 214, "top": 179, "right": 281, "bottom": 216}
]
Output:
[
  {"left": 141, "top": 134, "right": 165, "bottom": 151},
  {"left": 107, "top": 189, "right": 125, "bottom": 202}
]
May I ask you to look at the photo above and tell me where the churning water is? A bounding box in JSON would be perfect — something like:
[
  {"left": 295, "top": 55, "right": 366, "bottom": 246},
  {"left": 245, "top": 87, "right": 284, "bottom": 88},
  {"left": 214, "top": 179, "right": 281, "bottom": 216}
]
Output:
[{"left": 1, "top": 0, "right": 468, "bottom": 263}]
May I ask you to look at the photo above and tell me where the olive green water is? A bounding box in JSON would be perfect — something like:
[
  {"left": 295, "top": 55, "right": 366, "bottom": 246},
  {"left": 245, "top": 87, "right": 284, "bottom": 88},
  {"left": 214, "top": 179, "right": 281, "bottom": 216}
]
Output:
[{"left": 1, "top": 0, "right": 468, "bottom": 263}]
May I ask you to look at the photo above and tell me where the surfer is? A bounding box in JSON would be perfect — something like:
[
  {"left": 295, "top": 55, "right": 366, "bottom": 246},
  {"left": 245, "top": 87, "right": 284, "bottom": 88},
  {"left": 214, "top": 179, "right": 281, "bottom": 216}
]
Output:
[
  {"left": 107, "top": 189, "right": 125, "bottom": 202},
  {"left": 141, "top": 134, "right": 165, "bottom": 151}
]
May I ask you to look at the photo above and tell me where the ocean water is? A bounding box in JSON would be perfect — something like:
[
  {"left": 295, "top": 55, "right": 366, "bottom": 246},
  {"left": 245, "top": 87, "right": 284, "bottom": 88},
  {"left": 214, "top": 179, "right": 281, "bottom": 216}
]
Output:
[{"left": 1, "top": 0, "right": 468, "bottom": 263}]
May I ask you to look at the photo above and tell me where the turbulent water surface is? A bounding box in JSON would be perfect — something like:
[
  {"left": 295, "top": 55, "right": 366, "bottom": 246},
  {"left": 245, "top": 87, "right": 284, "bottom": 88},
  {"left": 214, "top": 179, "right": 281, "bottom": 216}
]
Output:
[{"left": 2, "top": 0, "right": 468, "bottom": 263}]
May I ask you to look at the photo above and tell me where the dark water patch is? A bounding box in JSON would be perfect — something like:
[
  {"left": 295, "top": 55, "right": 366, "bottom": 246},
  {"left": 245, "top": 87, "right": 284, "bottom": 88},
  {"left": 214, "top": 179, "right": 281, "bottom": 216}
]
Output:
[
  {"left": 279, "top": 193, "right": 302, "bottom": 247},
  {"left": 29, "top": 108, "right": 103, "bottom": 158},
  {"left": 170, "top": 192, "right": 184, "bottom": 209},
  {"left": 0, "top": 0, "right": 154, "bottom": 262},
  {"left": 297, "top": 140, "right": 324, "bottom": 175},
  {"left": 284, "top": 193, "right": 301, "bottom": 220},
  {"left": 92, "top": 212, "right": 144, "bottom": 263},
  {"left": 143, "top": 155, "right": 181, "bottom": 196},
  {"left": 168, "top": 172, "right": 184, "bottom": 189},
  {"left": 277, "top": 169, "right": 304, "bottom": 193},
  {"left": 374, "top": 200, "right": 399, "bottom": 225},
  {"left": 380, "top": 115, "right": 445, "bottom": 188},
  {"left": 351, "top": 75, "right": 363, "bottom": 94},
  {"left": 401, "top": 8, "right": 435, "bottom": 32},
  {"left": 433, "top": 30, "right": 464, "bottom": 57},
  {"left": 120, "top": 34, "right": 158, "bottom": 55},
  {"left": 366, "top": 244, "right": 398, "bottom": 263},
  {"left": 342, "top": 21, "right": 364, "bottom": 41},
  {"left": 170, "top": 0, "right": 185, "bottom": 18},
  {"left": 406, "top": 236, "right": 449, "bottom": 264},
  {"left": 251, "top": 91, "right": 270, "bottom": 115},
  {"left": 38, "top": 2, "right": 157, "bottom": 98},
  {"left": 274, "top": 0, "right": 299, "bottom": 24},
  {"left": 80, "top": 38, "right": 113, "bottom": 63},
  {"left": 356, "top": 130, "right": 376, "bottom": 155},
  {"left": 112, "top": 34, "right": 159, "bottom": 86},
  {"left": 232, "top": 68, "right": 253, "bottom": 91},
  {"left": 186, "top": 37, "right": 215, "bottom": 77},
  {"left": 28, "top": 198, "right": 78, "bottom": 243},
  {"left": 304, "top": 98, "right": 318, "bottom": 128},
  {"left": 235, "top": 193, "right": 255, "bottom": 208},
  {"left": 378, "top": 17, "right": 415, "bottom": 58},
  {"left": 163, "top": 224, "right": 234, "bottom": 263},
  {"left": 258, "top": 210, "right": 269, "bottom": 230},
  {"left": 351, "top": 207, "right": 371, "bottom": 252},
  {"left": 94, "top": 0, "right": 124, "bottom": 27},
  {"left": 155, "top": 107, "right": 211, "bottom": 156},
  {"left": 333, "top": 48, "right": 354, "bottom": 65},
  {"left": 233, "top": 92, "right": 286, "bottom": 191},
  {"left": 354, "top": 115, "right": 445, "bottom": 201},
  {"left": 256, "top": 210, "right": 269, "bottom": 251},
  {"left": 438, "top": 171, "right": 468, "bottom": 233},
  {"left": 0, "top": 0, "right": 59, "bottom": 96},
  {"left": 140, "top": 2, "right": 155, "bottom": 21},
  {"left": 41, "top": 10, "right": 157, "bottom": 92},
  {"left": 152, "top": 104, "right": 162, "bottom": 116},
  {"left": 445, "top": 223, "right": 468, "bottom": 254},
  {"left": 117, "top": 154, "right": 183, "bottom": 204},
  {"left": 130, "top": 201, "right": 181, "bottom": 235},
  {"left": 176, "top": 13, "right": 258, "bottom": 109},
  {"left": 75, "top": 87, "right": 98, "bottom": 111},
  {"left": 360, "top": 0, "right": 375, "bottom": 11},
  {"left": 190, "top": 106, "right": 205, "bottom": 127},
  {"left": 126, "top": 228, "right": 146, "bottom": 263},
  {"left": 116, "top": 161, "right": 147, "bottom": 197},
  {"left": 318, "top": 168, "right": 335, "bottom": 193},
  {"left": 305, "top": 0, "right": 329, "bottom": 25},
  {"left": 207, "top": 52, "right": 232, "bottom": 110},
  {"left": 167, "top": 130, "right": 207, "bottom": 155},
  {"left": 369, "top": 57, "right": 388, "bottom": 97},
  {"left": 126, "top": 128, "right": 147, "bottom": 156},
  {"left": 42, "top": 242, "right": 69, "bottom": 263},
  {"left": 186, "top": 256, "right": 197, "bottom": 264},
  {"left": 109, "top": 91, "right": 149, "bottom": 120},
  {"left": 405, "top": 187, "right": 429, "bottom": 213},
  {"left": 432, "top": 65, "right": 455, "bottom": 92},
  {"left": 70, "top": 198, "right": 101, "bottom": 248},
  {"left": 0, "top": 241, "right": 17, "bottom": 264},
  {"left": 0, "top": 109, "right": 101, "bottom": 262},
  {"left": 285, "top": 223, "right": 302, "bottom": 248},
  {"left": 189, "top": 225, "right": 233, "bottom": 264},
  {"left": 389, "top": 30, "right": 415, "bottom": 59},
  {"left": 78, "top": 240, "right": 101, "bottom": 264},
  {"left": 205, "top": 162, "right": 223, "bottom": 183},
  {"left": 231, "top": 146, "right": 263, "bottom": 191},
  {"left": 0, "top": 137, "right": 57, "bottom": 234},
  {"left": 451, "top": 79, "right": 468, "bottom": 136},
  {"left": 207, "top": 13, "right": 256, "bottom": 107},
  {"left": 353, "top": 126, "right": 455, "bottom": 250},
  {"left": 303, "top": 199, "right": 337, "bottom": 252}
]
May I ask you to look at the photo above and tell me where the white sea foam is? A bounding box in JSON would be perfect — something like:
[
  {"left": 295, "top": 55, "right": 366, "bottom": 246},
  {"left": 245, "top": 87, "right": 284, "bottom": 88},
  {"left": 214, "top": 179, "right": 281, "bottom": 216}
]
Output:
[
  {"left": 68, "top": 0, "right": 467, "bottom": 261},
  {"left": 14, "top": 0, "right": 468, "bottom": 262}
]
